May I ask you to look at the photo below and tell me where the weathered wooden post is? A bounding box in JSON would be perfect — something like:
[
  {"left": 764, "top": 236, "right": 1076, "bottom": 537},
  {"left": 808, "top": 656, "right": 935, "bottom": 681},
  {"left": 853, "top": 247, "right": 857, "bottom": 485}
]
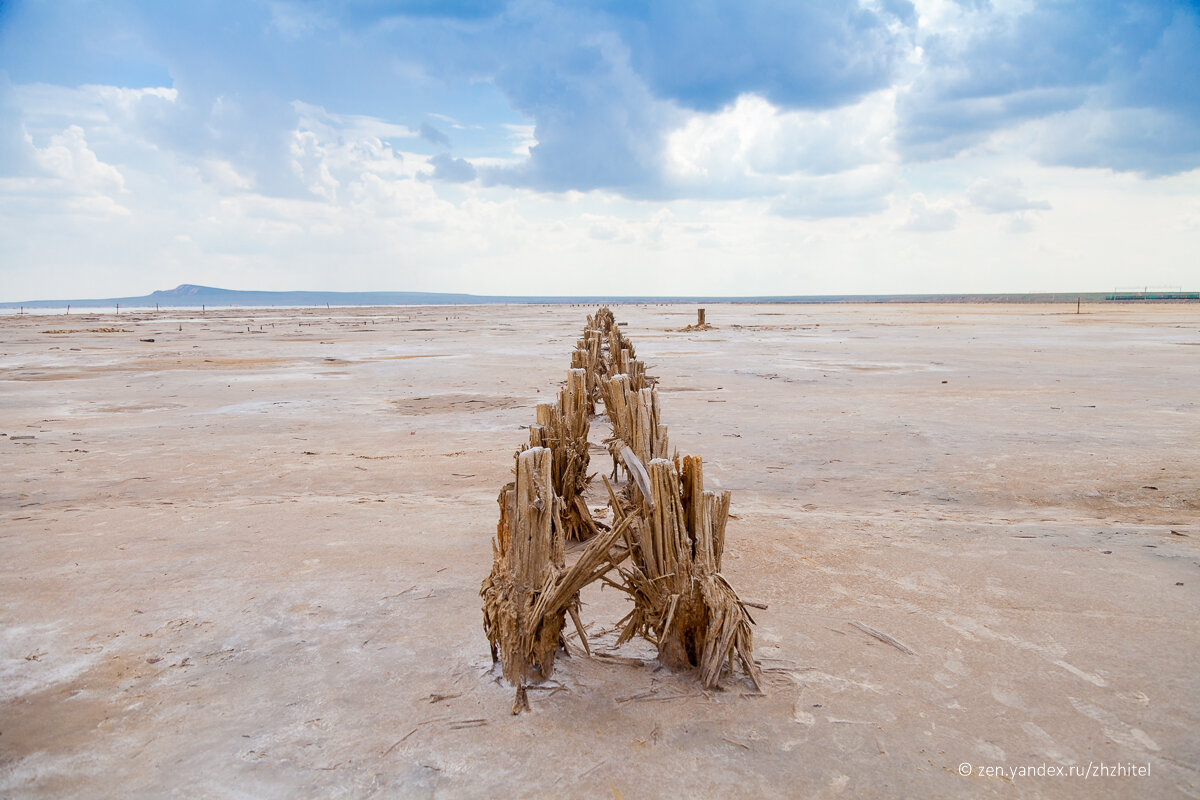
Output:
[
  {"left": 602, "top": 374, "right": 669, "bottom": 475},
  {"left": 480, "top": 447, "right": 564, "bottom": 710},
  {"left": 563, "top": 367, "right": 589, "bottom": 433},
  {"left": 528, "top": 369, "right": 595, "bottom": 541},
  {"left": 697, "top": 308, "right": 705, "bottom": 327},
  {"left": 612, "top": 452, "right": 760, "bottom": 691},
  {"left": 482, "top": 443, "right": 633, "bottom": 712}
]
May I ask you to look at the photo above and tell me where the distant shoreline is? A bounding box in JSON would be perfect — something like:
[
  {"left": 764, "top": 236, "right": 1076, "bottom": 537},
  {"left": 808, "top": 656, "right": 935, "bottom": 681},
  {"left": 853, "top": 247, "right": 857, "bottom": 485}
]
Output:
[{"left": 2, "top": 284, "right": 1197, "bottom": 311}]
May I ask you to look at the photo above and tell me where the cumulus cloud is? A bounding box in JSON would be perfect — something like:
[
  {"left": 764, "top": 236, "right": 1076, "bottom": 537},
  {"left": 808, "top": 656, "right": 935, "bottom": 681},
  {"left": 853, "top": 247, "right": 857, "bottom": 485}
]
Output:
[
  {"left": 33, "top": 125, "right": 125, "bottom": 194},
  {"left": 587, "top": 220, "right": 619, "bottom": 241},
  {"left": 770, "top": 168, "right": 897, "bottom": 219},
  {"left": 289, "top": 129, "right": 340, "bottom": 200},
  {"left": 900, "top": 193, "right": 957, "bottom": 232},
  {"left": 665, "top": 91, "right": 895, "bottom": 194},
  {"left": 1007, "top": 213, "right": 1036, "bottom": 234},
  {"left": 202, "top": 159, "right": 254, "bottom": 192},
  {"left": 428, "top": 153, "right": 477, "bottom": 183},
  {"left": 967, "top": 177, "right": 1050, "bottom": 214},
  {"left": 897, "top": 1, "right": 1200, "bottom": 174}
]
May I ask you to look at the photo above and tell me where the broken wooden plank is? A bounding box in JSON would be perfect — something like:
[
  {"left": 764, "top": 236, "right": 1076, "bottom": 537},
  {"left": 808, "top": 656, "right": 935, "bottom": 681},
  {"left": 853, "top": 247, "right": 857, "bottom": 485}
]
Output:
[{"left": 849, "top": 621, "right": 916, "bottom": 655}]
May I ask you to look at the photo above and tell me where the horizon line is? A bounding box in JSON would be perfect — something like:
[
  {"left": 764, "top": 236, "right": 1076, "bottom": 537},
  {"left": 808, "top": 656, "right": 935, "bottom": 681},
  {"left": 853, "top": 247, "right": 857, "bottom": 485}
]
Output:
[{"left": 2, "top": 283, "right": 1198, "bottom": 308}]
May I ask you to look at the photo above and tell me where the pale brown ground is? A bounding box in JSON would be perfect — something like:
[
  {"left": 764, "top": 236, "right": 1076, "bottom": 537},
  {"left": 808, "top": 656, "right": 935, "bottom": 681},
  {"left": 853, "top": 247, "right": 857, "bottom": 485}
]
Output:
[{"left": 1, "top": 303, "right": 1197, "bottom": 799}]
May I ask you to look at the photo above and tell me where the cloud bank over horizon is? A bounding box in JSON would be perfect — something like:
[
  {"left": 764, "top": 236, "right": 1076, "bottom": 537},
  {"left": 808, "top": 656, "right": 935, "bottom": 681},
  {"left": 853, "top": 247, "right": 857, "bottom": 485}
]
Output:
[{"left": 1, "top": 0, "right": 1198, "bottom": 300}]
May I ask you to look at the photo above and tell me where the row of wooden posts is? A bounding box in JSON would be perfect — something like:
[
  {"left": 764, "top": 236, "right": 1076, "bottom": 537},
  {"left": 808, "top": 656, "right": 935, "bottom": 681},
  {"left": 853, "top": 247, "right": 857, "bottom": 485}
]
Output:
[{"left": 480, "top": 308, "right": 761, "bottom": 713}]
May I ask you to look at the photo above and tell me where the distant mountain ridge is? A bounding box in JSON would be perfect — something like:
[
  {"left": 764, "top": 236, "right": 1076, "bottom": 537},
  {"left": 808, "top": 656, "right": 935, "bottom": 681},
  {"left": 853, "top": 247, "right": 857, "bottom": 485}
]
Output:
[{"left": 2, "top": 284, "right": 1189, "bottom": 309}]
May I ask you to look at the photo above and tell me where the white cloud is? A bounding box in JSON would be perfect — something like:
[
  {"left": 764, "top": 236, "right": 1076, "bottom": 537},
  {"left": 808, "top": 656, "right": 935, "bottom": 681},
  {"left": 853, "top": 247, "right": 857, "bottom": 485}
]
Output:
[
  {"left": 348, "top": 171, "right": 453, "bottom": 226},
  {"left": 32, "top": 125, "right": 124, "bottom": 193},
  {"left": 202, "top": 159, "right": 254, "bottom": 192},
  {"left": 1019, "top": 103, "right": 1200, "bottom": 178},
  {"left": 967, "top": 176, "right": 1051, "bottom": 213},
  {"left": 92, "top": 85, "right": 178, "bottom": 115},
  {"left": 770, "top": 166, "right": 898, "bottom": 219},
  {"left": 901, "top": 192, "right": 957, "bottom": 232},
  {"left": 2, "top": 62, "right": 1198, "bottom": 303},
  {"left": 284, "top": 106, "right": 440, "bottom": 203},
  {"left": 587, "top": 219, "right": 619, "bottom": 241},
  {"left": 665, "top": 91, "right": 896, "bottom": 195},
  {"left": 289, "top": 130, "right": 340, "bottom": 201},
  {"left": 503, "top": 124, "right": 537, "bottom": 157},
  {"left": 292, "top": 101, "right": 418, "bottom": 143},
  {"left": 1007, "top": 213, "right": 1036, "bottom": 234}
]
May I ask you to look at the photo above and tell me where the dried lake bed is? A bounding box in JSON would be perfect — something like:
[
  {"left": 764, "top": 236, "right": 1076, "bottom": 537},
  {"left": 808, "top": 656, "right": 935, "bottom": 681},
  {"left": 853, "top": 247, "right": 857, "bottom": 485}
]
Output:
[{"left": 1, "top": 303, "right": 1197, "bottom": 798}]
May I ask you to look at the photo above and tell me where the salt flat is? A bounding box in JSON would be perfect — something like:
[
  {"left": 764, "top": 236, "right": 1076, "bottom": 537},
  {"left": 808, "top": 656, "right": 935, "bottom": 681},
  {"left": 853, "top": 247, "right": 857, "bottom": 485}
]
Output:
[{"left": 1, "top": 303, "right": 1197, "bottom": 798}]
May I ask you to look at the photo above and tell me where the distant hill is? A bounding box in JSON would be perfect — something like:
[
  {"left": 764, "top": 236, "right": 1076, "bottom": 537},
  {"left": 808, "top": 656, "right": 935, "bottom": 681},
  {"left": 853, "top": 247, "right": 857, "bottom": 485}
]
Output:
[
  {"left": 1, "top": 284, "right": 1192, "bottom": 309},
  {"left": 0, "top": 284, "right": 495, "bottom": 309}
]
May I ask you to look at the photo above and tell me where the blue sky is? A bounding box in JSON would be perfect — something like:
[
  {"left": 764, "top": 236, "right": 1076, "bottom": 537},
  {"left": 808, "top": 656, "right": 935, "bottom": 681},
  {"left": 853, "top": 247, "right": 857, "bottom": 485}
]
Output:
[{"left": 1, "top": 0, "right": 1198, "bottom": 299}]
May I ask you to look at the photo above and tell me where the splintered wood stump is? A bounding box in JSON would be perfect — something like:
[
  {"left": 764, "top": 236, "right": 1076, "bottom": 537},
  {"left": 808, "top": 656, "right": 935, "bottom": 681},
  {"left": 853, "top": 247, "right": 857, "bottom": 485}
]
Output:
[
  {"left": 588, "top": 306, "right": 616, "bottom": 335},
  {"left": 570, "top": 348, "right": 599, "bottom": 413},
  {"left": 574, "top": 326, "right": 607, "bottom": 411},
  {"left": 613, "top": 454, "right": 761, "bottom": 691},
  {"left": 527, "top": 369, "right": 595, "bottom": 541},
  {"left": 610, "top": 344, "right": 630, "bottom": 376},
  {"left": 608, "top": 335, "right": 635, "bottom": 375},
  {"left": 602, "top": 375, "right": 669, "bottom": 474},
  {"left": 561, "top": 367, "right": 589, "bottom": 430},
  {"left": 482, "top": 447, "right": 633, "bottom": 712},
  {"left": 480, "top": 448, "right": 565, "bottom": 702},
  {"left": 624, "top": 357, "right": 650, "bottom": 390}
]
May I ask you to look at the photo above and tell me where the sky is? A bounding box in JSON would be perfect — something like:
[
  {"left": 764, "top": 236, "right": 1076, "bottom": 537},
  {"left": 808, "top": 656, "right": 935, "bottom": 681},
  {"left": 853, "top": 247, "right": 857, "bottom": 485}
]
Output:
[{"left": 1, "top": 0, "right": 1198, "bottom": 300}]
